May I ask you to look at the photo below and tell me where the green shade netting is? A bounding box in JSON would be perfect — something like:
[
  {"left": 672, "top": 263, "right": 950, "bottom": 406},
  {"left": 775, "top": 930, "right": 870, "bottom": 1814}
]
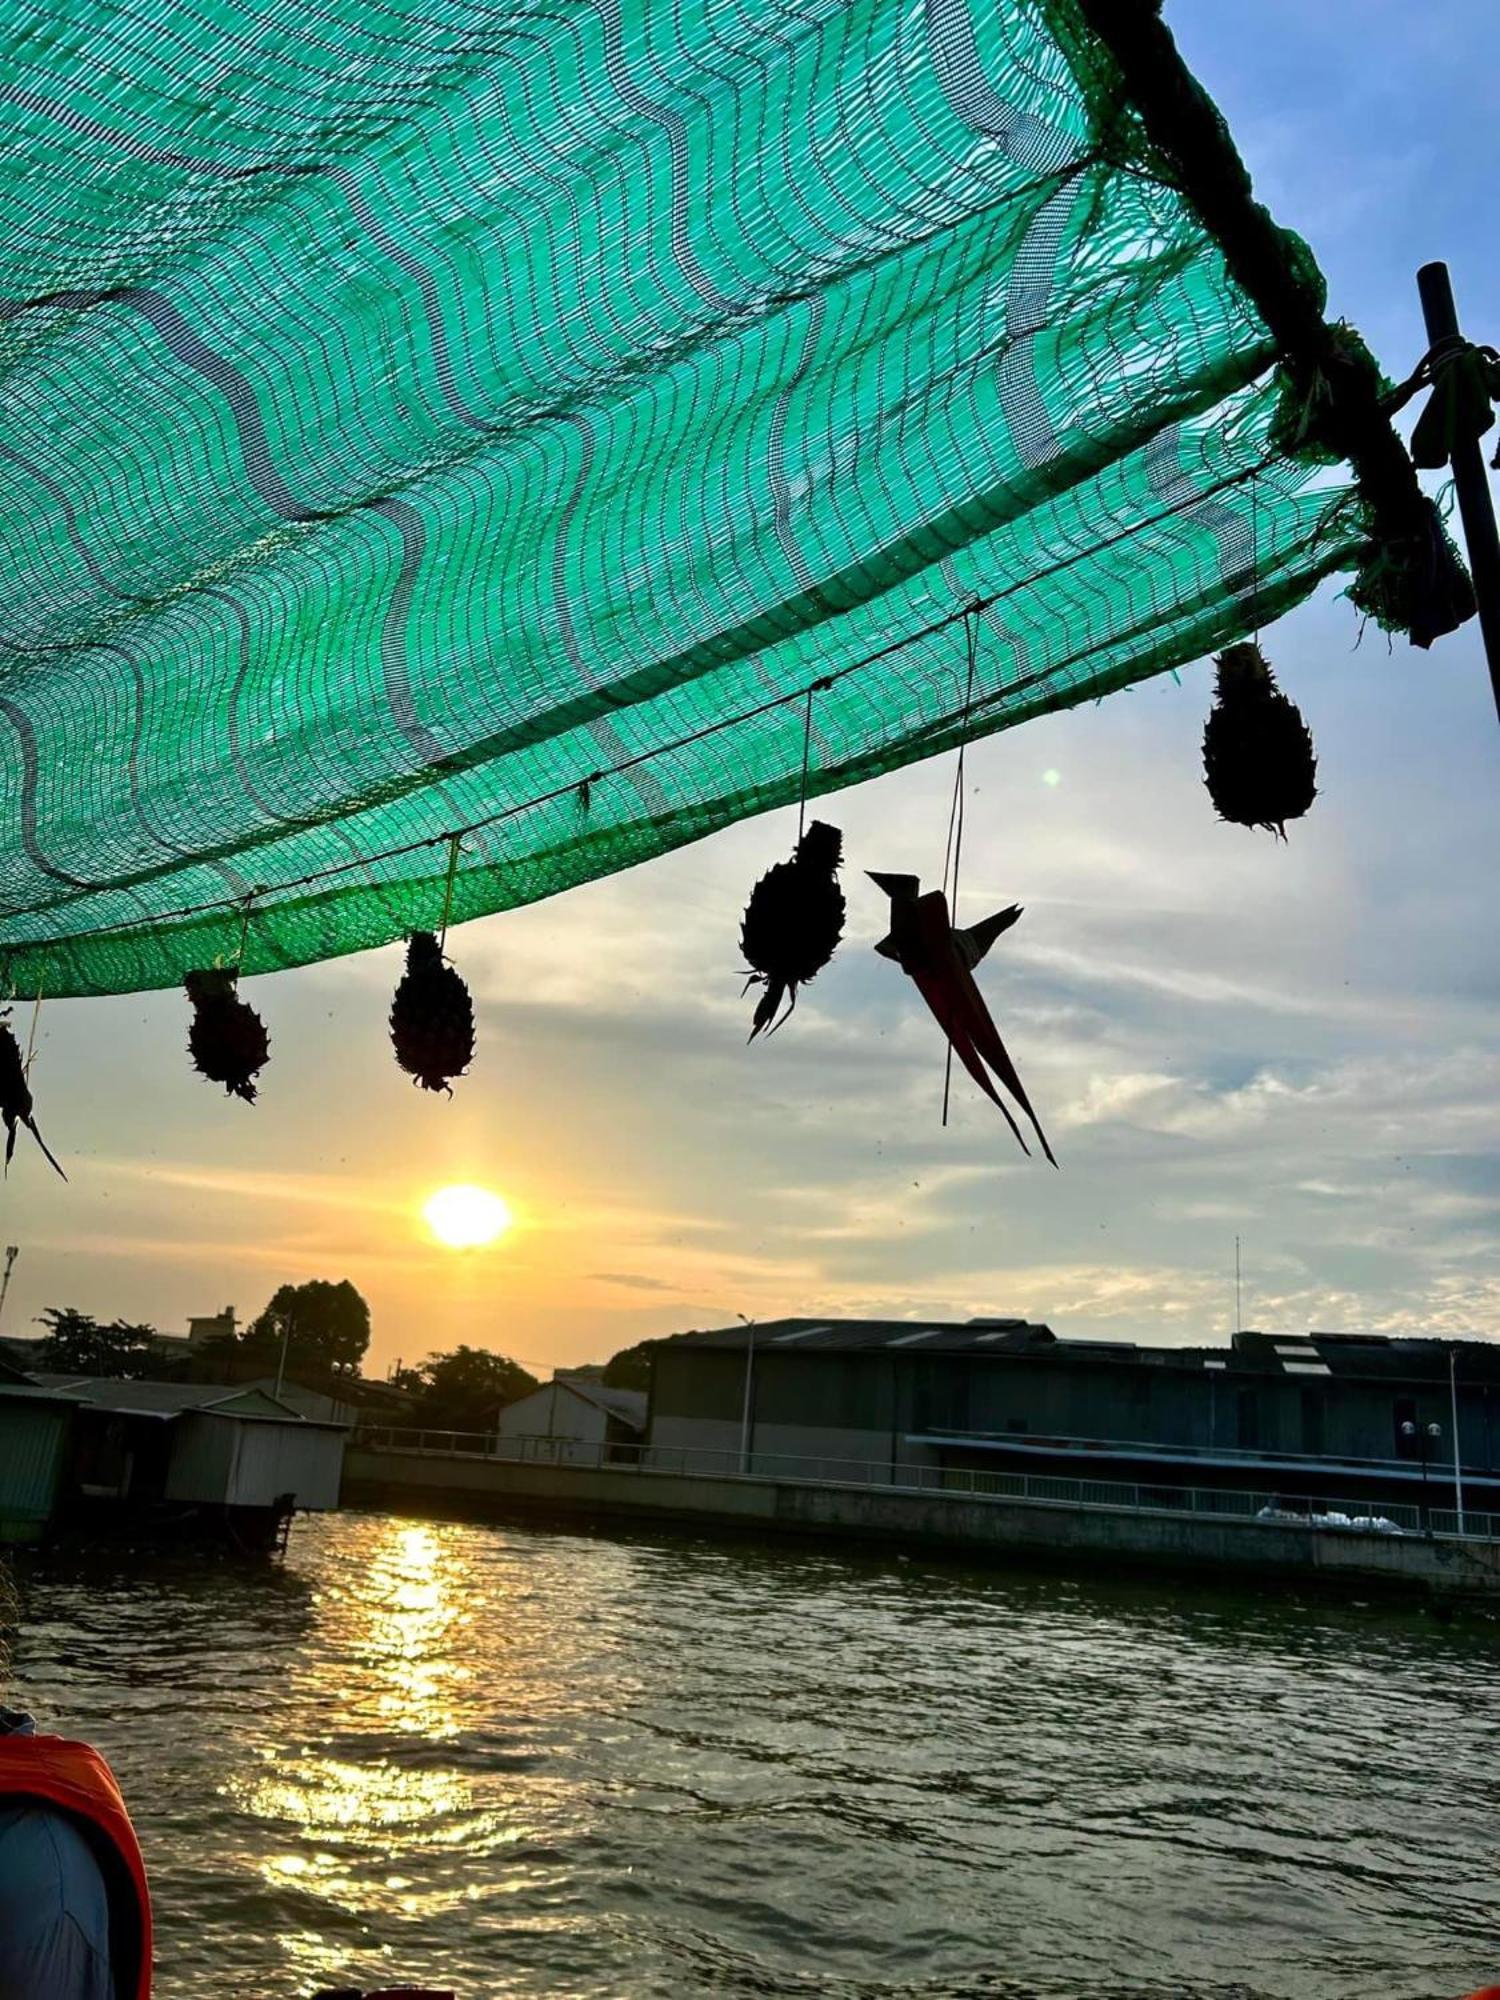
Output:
[{"left": 0, "top": 0, "right": 1369, "bottom": 996}]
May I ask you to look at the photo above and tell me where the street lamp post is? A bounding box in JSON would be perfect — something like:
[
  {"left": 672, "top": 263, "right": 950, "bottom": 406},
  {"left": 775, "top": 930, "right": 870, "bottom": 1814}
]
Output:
[
  {"left": 1449, "top": 1348, "right": 1466, "bottom": 1537},
  {"left": 1400, "top": 1418, "right": 1442, "bottom": 1528},
  {"left": 1403, "top": 1418, "right": 1443, "bottom": 1529},
  {"left": 0, "top": 1247, "right": 18, "bottom": 1333},
  {"left": 737, "top": 1314, "right": 757, "bottom": 1475}
]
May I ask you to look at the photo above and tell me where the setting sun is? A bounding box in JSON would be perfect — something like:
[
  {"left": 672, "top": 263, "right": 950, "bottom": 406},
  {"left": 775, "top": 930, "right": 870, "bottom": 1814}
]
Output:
[{"left": 423, "top": 1184, "right": 513, "bottom": 1250}]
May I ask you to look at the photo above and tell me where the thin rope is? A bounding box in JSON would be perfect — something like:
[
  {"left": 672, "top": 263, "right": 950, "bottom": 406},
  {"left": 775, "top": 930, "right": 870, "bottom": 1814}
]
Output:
[
  {"left": 21, "top": 975, "right": 45, "bottom": 1081},
  {"left": 941, "top": 610, "right": 979, "bottom": 1128},
  {"left": 796, "top": 685, "right": 816, "bottom": 843},
  {"left": 1249, "top": 473, "right": 1261, "bottom": 644},
  {"left": 438, "top": 833, "right": 462, "bottom": 951},
  {"left": 234, "top": 889, "right": 259, "bottom": 970},
  {"left": 0, "top": 455, "right": 1292, "bottom": 969}
]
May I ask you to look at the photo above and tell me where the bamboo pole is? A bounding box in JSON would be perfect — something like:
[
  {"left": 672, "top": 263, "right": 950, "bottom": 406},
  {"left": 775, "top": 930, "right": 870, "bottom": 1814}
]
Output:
[{"left": 1417, "top": 263, "right": 1500, "bottom": 725}]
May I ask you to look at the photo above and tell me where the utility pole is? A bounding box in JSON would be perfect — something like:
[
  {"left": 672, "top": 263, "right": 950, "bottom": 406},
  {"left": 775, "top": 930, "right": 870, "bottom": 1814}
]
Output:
[
  {"left": 1450, "top": 1347, "right": 1466, "bottom": 1536},
  {"left": 1416, "top": 263, "right": 1500, "bottom": 725},
  {"left": 0, "top": 1247, "right": 17, "bottom": 1333}
]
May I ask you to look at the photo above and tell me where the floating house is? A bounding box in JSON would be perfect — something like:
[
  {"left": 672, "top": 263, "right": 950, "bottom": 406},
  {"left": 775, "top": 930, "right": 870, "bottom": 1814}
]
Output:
[
  {"left": 646, "top": 1321, "right": 1500, "bottom": 1517},
  {"left": 0, "top": 1373, "right": 349, "bottom": 1549},
  {"left": 0, "top": 1359, "right": 76, "bottom": 1545},
  {"left": 495, "top": 1374, "right": 647, "bottom": 1464}
]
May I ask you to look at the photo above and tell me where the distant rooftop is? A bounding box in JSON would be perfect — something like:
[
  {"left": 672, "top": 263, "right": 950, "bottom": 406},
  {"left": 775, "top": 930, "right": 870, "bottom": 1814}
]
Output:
[
  {"left": 667, "top": 1320, "right": 1500, "bottom": 1382},
  {"left": 675, "top": 1318, "right": 1058, "bottom": 1356}
]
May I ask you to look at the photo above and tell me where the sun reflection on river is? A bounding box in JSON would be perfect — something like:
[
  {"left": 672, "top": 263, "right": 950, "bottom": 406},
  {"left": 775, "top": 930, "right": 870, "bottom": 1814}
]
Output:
[
  {"left": 365, "top": 1521, "right": 474, "bottom": 1739},
  {"left": 237, "top": 1521, "right": 488, "bottom": 1919},
  {"left": 199, "top": 1516, "right": 647, "bottom": 1992}
]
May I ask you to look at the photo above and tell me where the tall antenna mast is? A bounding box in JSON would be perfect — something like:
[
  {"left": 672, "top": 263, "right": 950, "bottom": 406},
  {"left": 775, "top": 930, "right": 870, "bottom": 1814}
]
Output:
[{"left": 1234, "top": 1235, "right": 1242, "bottom": 1335}]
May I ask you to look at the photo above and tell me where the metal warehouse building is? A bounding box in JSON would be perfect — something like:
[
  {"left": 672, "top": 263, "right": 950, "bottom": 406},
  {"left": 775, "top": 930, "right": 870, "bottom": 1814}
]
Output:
[{"left": 646, "top": 1320, "right": 1500, "bottom": 1515}]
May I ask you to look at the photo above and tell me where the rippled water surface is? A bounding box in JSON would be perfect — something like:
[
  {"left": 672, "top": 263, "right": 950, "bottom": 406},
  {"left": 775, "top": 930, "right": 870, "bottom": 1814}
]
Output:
[{"left": 9, "top": 1510, "right": 1500, "bottom": 1999}]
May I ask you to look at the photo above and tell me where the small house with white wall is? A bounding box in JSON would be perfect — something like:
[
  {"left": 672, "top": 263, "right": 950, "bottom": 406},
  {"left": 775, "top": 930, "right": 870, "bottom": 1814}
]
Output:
[
  {"left": 32, "top": 1374, "right": 349, "bottom": 1547},
  {"left": 495, "top": 1373, "right": 646, "bottom": 1464}
]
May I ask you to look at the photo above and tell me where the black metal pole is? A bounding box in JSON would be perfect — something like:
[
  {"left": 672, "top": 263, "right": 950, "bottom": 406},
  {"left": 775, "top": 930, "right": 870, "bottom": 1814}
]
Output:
[{"left": 1417, "top": 262, "right": 1500, "bottom": 724}]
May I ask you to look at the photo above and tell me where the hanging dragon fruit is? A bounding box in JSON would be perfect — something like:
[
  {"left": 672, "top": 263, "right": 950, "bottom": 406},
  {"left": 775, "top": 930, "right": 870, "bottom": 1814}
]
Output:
[
  {"left": 739, "top": 820, "right": 846, "bottom": 1039},
  {"left": 185, "top": 967, "right": 271, "bottom": 1103},
  {"left": 1202, "top": 642, "right": 1317, "bottom": 837},
  {"left": 390, "top": 931, "right": 476, "bottom": 1093}
]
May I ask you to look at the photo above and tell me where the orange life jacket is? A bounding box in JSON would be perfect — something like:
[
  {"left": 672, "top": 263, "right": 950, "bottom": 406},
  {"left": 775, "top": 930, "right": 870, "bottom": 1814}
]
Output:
[{"left": 0, "top": 1733, "right": 152, "bottom": 1998}]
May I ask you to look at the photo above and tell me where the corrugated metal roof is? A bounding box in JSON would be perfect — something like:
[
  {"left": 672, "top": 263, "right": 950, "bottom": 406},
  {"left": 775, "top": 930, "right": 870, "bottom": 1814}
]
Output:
[
  {"left": 28, "top": 1376, "right": 343, "bottom": 1423},
  {"left": 561, "top": 1381, "right": 647, "bottom": 1430},
  {"left": 664, "top": 1321, "right": 1500, "bottom": 1381},
  {"left": 0, "top": 1381, "right": 84, "bottom": 1406},
  {"left": 671, "top": 1319, "right": 1063, "bottom": 1356},
  {"left": 1231, "top": 1332, "right": 1500, "bottom": 1382}
]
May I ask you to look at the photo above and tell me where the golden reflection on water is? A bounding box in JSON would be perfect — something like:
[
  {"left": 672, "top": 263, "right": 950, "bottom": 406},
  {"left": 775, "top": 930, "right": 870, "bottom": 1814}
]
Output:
[
  {"left": 365, "top": 1521, "right": 474, "bottom": 1740},
  {"left": 237, "top": 1521, "right": 488, "bottom": 1940},
  {"left": 217, "top": 1516, "right": 615, "bottom": 1991}
]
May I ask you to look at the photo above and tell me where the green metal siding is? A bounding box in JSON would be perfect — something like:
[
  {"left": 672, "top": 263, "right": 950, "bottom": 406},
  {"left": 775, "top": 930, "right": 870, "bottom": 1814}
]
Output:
[
  {"left": 653, "top": 1351, "right": 742, "bottom": 1423},
  {"left": 0, "top": 1403, "right": 69, "bottom": 1543},
  {"left": 653, "top": 1344, "right": 1500, "bottom": 1478}
]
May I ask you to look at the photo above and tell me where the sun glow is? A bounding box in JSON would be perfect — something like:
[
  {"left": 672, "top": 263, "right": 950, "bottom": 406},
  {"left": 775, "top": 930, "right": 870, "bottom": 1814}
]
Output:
[{"left": 423, "top": 1183, "right": 513, "bottom": 1249}]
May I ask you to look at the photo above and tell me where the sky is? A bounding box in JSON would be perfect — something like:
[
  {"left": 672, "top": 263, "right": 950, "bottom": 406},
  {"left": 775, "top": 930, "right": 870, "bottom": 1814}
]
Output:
[{"left": 2, "top": 0, "right": 1497, "bottom": 1381}]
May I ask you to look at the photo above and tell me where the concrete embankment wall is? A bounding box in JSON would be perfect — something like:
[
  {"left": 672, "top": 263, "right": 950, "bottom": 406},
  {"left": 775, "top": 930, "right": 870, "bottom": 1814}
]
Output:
[{"left": 342, "top": 1448, "right": 1500, "bottom": 1598}]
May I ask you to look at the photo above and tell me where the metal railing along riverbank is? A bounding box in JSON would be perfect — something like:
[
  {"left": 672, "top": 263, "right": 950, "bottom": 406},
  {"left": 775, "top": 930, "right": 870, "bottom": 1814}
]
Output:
[{"left": 350, "top": 1429, "right": 1497, "bottom": 1541}]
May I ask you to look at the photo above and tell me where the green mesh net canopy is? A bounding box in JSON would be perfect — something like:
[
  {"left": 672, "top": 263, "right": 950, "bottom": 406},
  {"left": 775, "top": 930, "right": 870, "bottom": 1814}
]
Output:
[{"left": 0, "top": 0, "right": 1440, "bottom": 996}]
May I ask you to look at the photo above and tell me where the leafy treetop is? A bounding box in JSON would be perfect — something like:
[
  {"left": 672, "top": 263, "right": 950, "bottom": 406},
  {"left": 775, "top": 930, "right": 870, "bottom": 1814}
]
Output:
[
  {"left": 37, "top": 1306, "right": 156, "bottom": 1380},
  {"left": 244, "top": 1279, "right": 371, "bottom": 1380},
  {"left": 392, "top": 1345, "right": 539, "bottom": 1431}
]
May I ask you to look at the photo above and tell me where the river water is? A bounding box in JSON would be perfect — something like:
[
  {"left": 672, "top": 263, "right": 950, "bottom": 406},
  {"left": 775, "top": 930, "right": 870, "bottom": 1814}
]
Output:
[{"left": 7, "top": 1510, "right": 1498, "bottom": 1999}]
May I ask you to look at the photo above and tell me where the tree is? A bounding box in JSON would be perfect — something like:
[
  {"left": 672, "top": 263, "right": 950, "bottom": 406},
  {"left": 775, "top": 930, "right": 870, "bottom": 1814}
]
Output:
[
  {"left": 601, "top": 1338, "right": 662, "bottom": 1392},
  {"left": 399, "top": 1345, "right": 538, "bottom": 1432},
  {"left": 38, "top": 1307, "right": 156, "bottom": 1380},
  {"left": 244, "top": 1279, "right": 371, "bottom": 1381},
  {"left": 602, "top": 1329, "right": 698, "bottom": 1392}
]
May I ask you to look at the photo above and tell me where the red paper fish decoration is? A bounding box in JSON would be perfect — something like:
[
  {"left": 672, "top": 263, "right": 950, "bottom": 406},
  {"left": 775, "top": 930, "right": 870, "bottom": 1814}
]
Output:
[{"left": 869, "top": 873, "right": 1056, "bottom": 1166}]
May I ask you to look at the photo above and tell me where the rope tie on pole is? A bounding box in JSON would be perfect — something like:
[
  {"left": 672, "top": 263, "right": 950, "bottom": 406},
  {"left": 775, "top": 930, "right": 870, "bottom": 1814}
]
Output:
[{"left": 438, "top": 834, "right": 462, "bottom": 953}]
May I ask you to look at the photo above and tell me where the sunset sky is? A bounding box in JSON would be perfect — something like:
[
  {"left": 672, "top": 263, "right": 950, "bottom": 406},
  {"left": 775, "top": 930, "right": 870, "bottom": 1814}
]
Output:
[{"left": 3, "top": 0, "right": 1496, "bottom": 1382}]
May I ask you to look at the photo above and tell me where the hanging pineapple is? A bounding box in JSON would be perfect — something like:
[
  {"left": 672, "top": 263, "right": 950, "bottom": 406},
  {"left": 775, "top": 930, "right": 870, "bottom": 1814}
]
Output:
[
  {"left": 185, "top": 967, "right": 270, "bottom": 1102},
  {"left": 390, "top": 931, "right": 475, "bottom": 1092},
  {"left": 1202, "top": 642, "right": 1318, "bottom": 837},
  {"left": 740, "top": 820, "right": 846, "bottom": 1039}
]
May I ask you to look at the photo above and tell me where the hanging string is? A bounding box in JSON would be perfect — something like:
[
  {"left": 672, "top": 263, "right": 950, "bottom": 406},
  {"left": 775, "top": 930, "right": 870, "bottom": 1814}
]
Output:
[
  {"left": 1249, "top": 473, "right": 1261, "bottom": 645},
  {"left": 796, "top": 684, "right": 817, "bottom": 842},
  {"left": 941, "top": 610, "right": 980, "bottom": 1128},
  {"left": 234, "top": 889, "right": 260, "bottom": 971},
  {"left": 438, "top": 833, "right": 462, "bottom": 951},
  {"left": 941, "top": 614, "right": 979, "bottom": 909},
  {"left": 21, "top": 973, "right": 46, "bottom": 1081}
]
